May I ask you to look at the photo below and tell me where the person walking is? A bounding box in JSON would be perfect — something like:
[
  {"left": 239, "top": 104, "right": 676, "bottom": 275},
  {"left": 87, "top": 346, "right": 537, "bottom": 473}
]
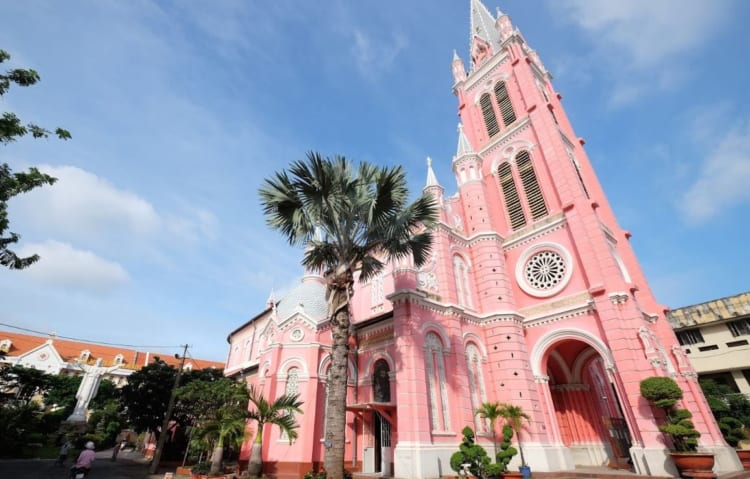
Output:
[
  {"left": 54, "top": 438, "right": 71, "bottom": 466},
  {"left": 70, "top": 441, "right": 95, "bottom": 478}
]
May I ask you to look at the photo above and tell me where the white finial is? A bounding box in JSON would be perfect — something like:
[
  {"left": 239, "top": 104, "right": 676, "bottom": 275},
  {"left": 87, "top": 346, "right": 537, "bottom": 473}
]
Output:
[
  {"left": 425, "top": 156, "right": 441, "bottom": 189},
  {"left": 456, "top": 123, "right": 474, "bottom": 156}
]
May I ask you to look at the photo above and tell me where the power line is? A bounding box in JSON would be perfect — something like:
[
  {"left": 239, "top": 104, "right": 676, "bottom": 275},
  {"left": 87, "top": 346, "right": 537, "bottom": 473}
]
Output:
[{"left": 0, "top": 322, "right": 184, "bottom": 350}]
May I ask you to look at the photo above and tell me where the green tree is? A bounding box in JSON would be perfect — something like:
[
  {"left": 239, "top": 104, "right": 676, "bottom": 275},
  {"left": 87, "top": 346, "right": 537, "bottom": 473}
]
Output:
[
  {"left": 176, "top": 376, "right": 249, "bottom": 472},
  {"left": 475, "top": 401, "right": 503, "bottom": 462},
  {"left": 259, "top": 152, "right": 437, "bottom": 479},
  {"left": 499, "top": 403, "right": 530, "bottom": 467},
  {"left": 45, "top": 374, "right": 82, "bottom": 415},
  {"left": 0, "top": 364, "right": 52, "bottom": 405},
  {"left": 119, "top": 359, "right": 177, "bottom": 436},
  {"left": 246, "top": 385, "right": 303, "bottom": 476},
  {"left": 0, "top": 49, "right": 70, "bottom": 269}
]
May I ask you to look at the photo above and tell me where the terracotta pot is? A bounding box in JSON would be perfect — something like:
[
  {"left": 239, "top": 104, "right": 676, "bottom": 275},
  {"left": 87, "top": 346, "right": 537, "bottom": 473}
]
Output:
[
  {"left": 737, "top": 449, "right": 750, "bottom": 471},
  {"left": 669, "top": 452, "right": 715, "bottom": 478}
]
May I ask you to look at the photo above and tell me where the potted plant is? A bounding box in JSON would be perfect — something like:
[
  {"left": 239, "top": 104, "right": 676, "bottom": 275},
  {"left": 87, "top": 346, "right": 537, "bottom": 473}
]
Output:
[
  {"left": 499, "top": 403, "right": 531, "bottom": 479},
  {"left": 450, "top": 426, "right": 491, "bottom": 479},
  {"left": 496, "top": 425, "right": 521, "bottom": 478},
  {"left": 190, "top": 461, "right": 211, "bottom": 479},
  {"left": 640, "top": 376, "right": 714, "bottom": 477}
]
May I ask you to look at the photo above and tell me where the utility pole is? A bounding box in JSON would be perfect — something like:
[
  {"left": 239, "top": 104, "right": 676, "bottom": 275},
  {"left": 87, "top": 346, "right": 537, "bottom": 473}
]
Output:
[{"left": 148, "top": 344, "right": 189, "bottom": 475}]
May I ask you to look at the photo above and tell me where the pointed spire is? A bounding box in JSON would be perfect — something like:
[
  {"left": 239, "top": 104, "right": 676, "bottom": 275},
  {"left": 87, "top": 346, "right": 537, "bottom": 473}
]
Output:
[
  {"left": 470, "top": 0, "right": 501, "bottom": 48},
  {"left": 267, "top": 289, "right": 276, "bottom": 309},
  {"left": 425, "top": 157, "right": 440, "bottom": 188},
  {"left": 453, "top": 49, "right": 461, "bottom": 62},
  {"left": 456, "top": 123, "right": 474, "bottom": 157}
]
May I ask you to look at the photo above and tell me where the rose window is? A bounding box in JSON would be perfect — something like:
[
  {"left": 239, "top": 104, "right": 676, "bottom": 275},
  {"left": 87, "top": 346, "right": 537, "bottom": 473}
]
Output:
[{"left": 524, "top": 250, "right": 566, "bottom": 291}]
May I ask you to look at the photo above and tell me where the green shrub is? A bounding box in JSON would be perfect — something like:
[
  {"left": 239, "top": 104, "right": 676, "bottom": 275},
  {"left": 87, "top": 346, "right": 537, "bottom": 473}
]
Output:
[
  {"left": 450, "top": 426, "right": 491, "bottom": 478},
  {"left": 191, "top": 462, "right": 211, "bottom": 474},
  {"left": 640, "top": 376, "right": 700, "bottom": 452},
  {"left": 496, "top": 425, "right": 517, "bottom": 471}
]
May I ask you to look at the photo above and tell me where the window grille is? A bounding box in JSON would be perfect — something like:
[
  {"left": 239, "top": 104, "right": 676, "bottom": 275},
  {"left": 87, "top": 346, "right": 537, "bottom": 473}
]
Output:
[
  {"left": 728, "top": 318, "right": 750, "bottom": 337},
  {"left": 480, "top": 93, "right": 499, "bottom": 137},
  {"left": 498, "top": 163, "right": 526, "bottom": 230},
  {"left": 516, "top": 151, "right": 548, "bottom": 220},
  {"left": 494, "top": 81, "right": 516, "bottom": 127},
  {"left": 676, "top": 329, "right": 704, "bottom": 346}
]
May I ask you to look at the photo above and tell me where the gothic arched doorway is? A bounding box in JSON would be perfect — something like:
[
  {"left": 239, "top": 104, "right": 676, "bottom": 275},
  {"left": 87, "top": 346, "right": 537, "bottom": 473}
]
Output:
[
  {"left": 544, "top": 339, "right": 632, "bottom": 469},
  {"left": 372, "top": 359, "right": 392, "bottom": 475}
]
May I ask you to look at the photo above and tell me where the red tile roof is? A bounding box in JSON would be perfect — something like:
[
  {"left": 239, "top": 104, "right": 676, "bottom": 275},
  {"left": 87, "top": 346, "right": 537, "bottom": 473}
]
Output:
[{"left": 0, "top": 330, "right": 224, "bottom": 371}]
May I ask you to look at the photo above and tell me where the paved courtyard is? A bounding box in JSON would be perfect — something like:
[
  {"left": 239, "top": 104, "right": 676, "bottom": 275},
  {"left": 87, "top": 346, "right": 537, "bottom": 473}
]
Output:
[{"left": 0, "top": 449, "right": 175, "bottom": 479}]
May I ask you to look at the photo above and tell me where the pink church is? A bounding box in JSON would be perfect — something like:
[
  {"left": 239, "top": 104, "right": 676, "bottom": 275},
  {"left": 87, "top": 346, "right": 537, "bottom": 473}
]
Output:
[{"left": 225, "top": 2, "right": 741, "bottom": 477}]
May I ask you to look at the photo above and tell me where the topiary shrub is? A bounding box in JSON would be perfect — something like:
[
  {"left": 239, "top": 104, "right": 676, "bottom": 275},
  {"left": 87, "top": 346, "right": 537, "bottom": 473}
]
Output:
[
  {"left": 450, "top": 426, "right": 491, "bottom": 478},
  {"left": 496, "top": 424, "right": 518, "bottom": 471},
  {"left": 640, "top": 376, "right": 700, "bottom": 452},
  {"left": 718, "top": 417, "right": 745, "bottom": 447}
]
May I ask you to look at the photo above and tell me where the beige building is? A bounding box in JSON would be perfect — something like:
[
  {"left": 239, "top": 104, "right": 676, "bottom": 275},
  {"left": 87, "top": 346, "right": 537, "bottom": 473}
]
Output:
[{"left": 667, "top": 291, "right": 750, "bottom": 395}]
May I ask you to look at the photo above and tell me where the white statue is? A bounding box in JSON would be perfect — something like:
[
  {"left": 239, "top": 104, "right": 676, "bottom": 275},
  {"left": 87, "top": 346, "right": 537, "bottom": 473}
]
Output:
[{"left": 66, "top": 358, "right": 120, "bottom": 423}]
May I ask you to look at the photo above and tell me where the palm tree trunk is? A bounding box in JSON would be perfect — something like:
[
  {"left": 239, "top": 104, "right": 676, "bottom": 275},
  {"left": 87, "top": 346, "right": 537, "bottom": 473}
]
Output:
[
  {"left": 209, "top": 437, "right": 224, "bottom": 476},
  {"left": 324, "top": 282, "right": 351, "bottom": 479},
  {"left": 247, "top": 424, "right": 264, "bottom": 476}
]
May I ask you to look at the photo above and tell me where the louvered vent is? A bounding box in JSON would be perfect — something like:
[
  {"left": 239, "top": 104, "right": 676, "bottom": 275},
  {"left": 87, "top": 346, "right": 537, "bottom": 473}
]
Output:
[
  {"left": 480, "top": 93, "right": 500, "bottom": 137},
  {"left": 498, "top": 162, "right": 526, "bottom": 230},
  {"left": 494, "top": 81, "right": 516, "bottom": 127},
  {"left": 516, "top": 151, "right": 548, "bottom": 220}
]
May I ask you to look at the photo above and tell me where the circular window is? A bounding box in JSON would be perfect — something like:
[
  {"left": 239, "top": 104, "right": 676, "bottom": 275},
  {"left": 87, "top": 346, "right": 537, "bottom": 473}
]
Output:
[
  {"left": 515, "top": 242, "right": 573, "bottom": 298},
  {"left": 524, "top": 251, "right": 566, "bottom": 290}
]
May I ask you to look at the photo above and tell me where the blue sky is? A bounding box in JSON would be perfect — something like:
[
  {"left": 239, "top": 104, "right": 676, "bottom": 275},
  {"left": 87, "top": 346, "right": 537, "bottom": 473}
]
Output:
[{"left": 1, "top": 1, "right": 749, "bottom": 362}]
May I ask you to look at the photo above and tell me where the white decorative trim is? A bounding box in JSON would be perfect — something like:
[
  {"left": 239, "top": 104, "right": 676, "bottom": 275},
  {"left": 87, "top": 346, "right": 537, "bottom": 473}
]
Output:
[
  {"left": 515, "top": 242, "right": 573, "bottom": 298},
  {"left": 503, "top": 213, "right": 566, "bottom": 251},
  {"left": 289, "top": 328, "right": 304, "bottom": 342},
  {"left": 608, "top": 292, "right": 629, "bottom": 305}
]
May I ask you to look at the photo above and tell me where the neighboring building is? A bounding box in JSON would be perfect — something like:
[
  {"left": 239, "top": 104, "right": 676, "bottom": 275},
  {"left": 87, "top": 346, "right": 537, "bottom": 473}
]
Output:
[
  {"left": 225, "top": 2, "right": 740, "bottom": 478},
  {"left": 0, "top": 330, "right": 223, "bottom": 387},
  {"left": 667, "top": 291, "right": 750, "bottom": 396}
]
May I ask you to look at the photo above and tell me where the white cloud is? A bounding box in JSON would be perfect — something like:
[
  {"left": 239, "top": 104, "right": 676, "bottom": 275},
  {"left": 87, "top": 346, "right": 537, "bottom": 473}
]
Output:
[
  {"left": 15, "top": 165, "right": 160, "bottom": 238},
  {"left": 680, "top": 121, "right": 750, "bottom": 223},
  {"left": 18, "top": 240, "right": 129, "bottom": 293},
  {"left": 554, "top": 0, "right": 731, "bottom": 68},
  {"left": 12, "top": 165, "right": 220, "bottom": 248},
  {"left": 550, "top": 0, "right": 734, "bottom": 106},
  {"left": 351, "top": 29, "right": 408, "bottom": 76}
]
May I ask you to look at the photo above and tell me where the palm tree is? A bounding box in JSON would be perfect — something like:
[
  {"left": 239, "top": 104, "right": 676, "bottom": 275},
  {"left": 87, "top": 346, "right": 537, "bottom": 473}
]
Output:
[
  {"left": 499, "top": 403, "right": 531, "bottom": 467},
  {"left": 259, "top": 152, "right": 438, "bottom": 479},
  {"left": 475, "top": 401, "right": 503, "bottom": 462},
  {"left": 246, "top": 385, "right": 304, "bottom": 476},
  {"left": 196, "top": 406, "right": 249, "bottom": 476}
]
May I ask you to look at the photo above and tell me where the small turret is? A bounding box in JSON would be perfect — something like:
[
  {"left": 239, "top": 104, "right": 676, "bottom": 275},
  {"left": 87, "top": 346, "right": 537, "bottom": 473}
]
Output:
[
  {"left": 424, "top": 157, "right": 444, "bottom": 202},
  {"left": 452, "top": 50, "right": 467, "bottom": 83},
  {"left": 455, "top": 123, "right": 475, "bottom": 159},
  {"left": 495, "top": 6, "right": 514, "bottom": 43}
]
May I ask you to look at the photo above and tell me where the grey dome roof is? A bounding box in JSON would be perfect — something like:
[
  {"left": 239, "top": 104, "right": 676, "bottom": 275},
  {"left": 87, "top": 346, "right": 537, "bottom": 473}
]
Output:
[{"left": 276, "top": 278, "right": 327, "bottom": 322}]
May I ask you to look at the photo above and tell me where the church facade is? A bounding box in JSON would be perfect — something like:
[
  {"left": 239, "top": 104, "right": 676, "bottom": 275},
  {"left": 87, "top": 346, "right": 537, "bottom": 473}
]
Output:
[{"left": 224, "top": 2, "right": 741, "bottom": 477}]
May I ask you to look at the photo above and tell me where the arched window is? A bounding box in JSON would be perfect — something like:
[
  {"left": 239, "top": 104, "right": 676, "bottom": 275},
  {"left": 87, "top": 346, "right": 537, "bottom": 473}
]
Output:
[
  {"left": 424, "top": 332, "right": 451, "bottom": 431},
  {"left": 114, "top": 354, "right": 124, "bottom": 365},
  {"left": 465, "top": 343, "right": 487, "bottom": 433},
  {"left": 453, "top": 255, "right": 473, "bottom": 309},
  {"left": 80, "top": 350, "right": 91, "bottom": 361},
  {"left": 373, "top": 359, "right": 391, "bottom": 402},
  {"left": 0, "top": 339, "right": 11, "bottom": 352},
  {"left": 480, "top": 93, "right": 500, "bottom": 138},
  {"left": 516, "top": 151, "right": 548, "bottom": 220},
  {"left": 494, "top": 81, "right": 516, "bottom": 127},
  {"left": 498, "top": 162, "right": 527, "bottom": 230},
  {"left": 281, "top": 367, "right": 300, "bottom": 441}
]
